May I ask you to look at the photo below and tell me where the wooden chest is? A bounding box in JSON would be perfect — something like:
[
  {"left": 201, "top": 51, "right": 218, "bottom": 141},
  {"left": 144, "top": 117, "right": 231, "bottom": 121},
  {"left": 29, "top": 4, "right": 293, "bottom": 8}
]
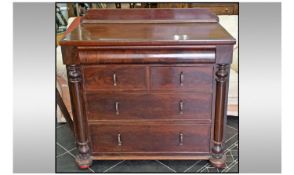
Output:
[{"left": 59, "top": 8, "right": 236, "bottom": 169}]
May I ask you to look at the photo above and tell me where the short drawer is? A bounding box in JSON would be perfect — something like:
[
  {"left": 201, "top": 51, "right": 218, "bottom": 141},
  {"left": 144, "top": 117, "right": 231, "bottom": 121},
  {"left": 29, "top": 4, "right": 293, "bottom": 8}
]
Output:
[
  {"left": 89, "top": 123, "right": 211, "bottom": 153},
  {"left": 85, "top": 93, "right": 212, "bottom": 120},
  {"left": 82, "top": 65, "right": 147, "bottom": 91},
  {"left": 150, "top": 66, "right": 213, "bottom": 92}
]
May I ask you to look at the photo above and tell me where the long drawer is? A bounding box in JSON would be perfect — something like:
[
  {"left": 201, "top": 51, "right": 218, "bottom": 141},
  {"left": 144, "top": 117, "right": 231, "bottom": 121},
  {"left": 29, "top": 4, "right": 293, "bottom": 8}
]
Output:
[
  {"left": 85, "top": 92, "right": 212, "bottom": 120},
  {"left": 78, "top": 48, "right": 216, "bottom": 64},
  {"left": 89, "top": 123, "right": 211, "bottom": 153}
]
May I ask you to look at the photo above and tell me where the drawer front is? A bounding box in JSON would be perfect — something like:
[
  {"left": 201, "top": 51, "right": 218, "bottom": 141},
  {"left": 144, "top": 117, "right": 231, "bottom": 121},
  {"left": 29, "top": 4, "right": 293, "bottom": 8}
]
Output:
[
  {"left": 89, "top": 124, "right": 121, "bottom": 152},
  {"left": 89, "top": 123, "right": 211, "bottom": 153},
  {"left": 82, "top": 65, "right": 147, "bottom": 91},
  {"left": 85, "top": 93, "right": 212, "bottom": 120},
  {"left": 150, "top": 66, "right": 213, "bottom": 92},
  {"left": 79, "top": 48, "right": 215, "bottom": 64}
]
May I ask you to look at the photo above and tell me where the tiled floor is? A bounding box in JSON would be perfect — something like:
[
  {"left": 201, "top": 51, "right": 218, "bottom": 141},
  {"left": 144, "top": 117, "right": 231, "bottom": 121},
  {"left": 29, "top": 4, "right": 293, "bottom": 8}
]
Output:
[{"left": 56, "top": 116, "right": 239, "bottom": 173}]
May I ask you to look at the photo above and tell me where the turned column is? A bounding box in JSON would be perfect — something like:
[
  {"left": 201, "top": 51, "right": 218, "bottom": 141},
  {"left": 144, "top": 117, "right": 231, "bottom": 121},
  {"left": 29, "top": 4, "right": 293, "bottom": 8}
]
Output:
[
  {"left": 67, "top": 65, "right": 92, "bottom": 169},
  {"left": 210, "top": 64, "right": 229, "bottom": 168}
]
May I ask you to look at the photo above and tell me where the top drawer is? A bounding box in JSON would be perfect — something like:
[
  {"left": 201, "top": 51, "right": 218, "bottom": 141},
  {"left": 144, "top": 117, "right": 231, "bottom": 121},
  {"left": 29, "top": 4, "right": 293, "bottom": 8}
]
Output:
[
  {"left": 82, "top": 65, "right": 147, "bottom": 91},
  {"left": 150, "top": 65, "right": 213, "bottom": 92},
  {"left": 78, "top": 48, "right": 215, "bottom": 64}
]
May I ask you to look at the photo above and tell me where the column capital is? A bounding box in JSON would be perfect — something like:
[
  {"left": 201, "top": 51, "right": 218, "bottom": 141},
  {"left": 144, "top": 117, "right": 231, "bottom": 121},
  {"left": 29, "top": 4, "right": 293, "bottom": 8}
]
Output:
[
  {"left": 215, "top": 64, "right": 229, "bottom": 82},
  {"left": 67, "top": 65, "right": 81, "bottom": 83}
]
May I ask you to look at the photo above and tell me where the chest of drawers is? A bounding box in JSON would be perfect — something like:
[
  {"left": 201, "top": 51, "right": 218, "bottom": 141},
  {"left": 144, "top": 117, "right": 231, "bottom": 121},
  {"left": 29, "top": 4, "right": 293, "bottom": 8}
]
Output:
[{"left": 60, "top": 8, "right": 236, "bottom": 169}]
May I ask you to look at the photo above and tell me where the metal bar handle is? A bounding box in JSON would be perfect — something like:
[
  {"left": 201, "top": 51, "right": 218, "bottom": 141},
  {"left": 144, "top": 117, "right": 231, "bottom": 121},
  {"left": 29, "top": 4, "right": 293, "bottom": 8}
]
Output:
[
  {"left": 180, "top": 72, "right": 184, "bottom": 86},
  {"left": 179, "top": 133, "right": 184, "bottom": 145},
  {"left": 179, "top": 100, "right": 184, "bottom": 114},
  {"left": 113, "top": 72, "right": 117, "bottom": 86},
  {"left": 117, "top": 133, "right": 122, "bottom": 146},
  {"left": 115, "top": 101, "right": 119, "bottom": 115}
]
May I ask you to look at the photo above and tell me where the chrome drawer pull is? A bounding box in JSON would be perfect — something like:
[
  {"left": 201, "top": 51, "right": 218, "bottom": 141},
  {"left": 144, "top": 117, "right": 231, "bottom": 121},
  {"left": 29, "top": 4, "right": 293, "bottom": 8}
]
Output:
[
  {"left": 179, "top": 100, "right": 184, "bottom": 114},
  {"left": 117, "top": 133, "right": 122, "bottom": 146},
  {"left": 115, "top": 101, "right": 119, "bottom": 115},
  {"left": 113, "top": 73, "right": 117, "bottom": 86},
  {"left": 180, "top": 72, "right": 184, "bottom": 86},
  {"left": 179, "top": 133, "right": 184, "bottom": 146}
]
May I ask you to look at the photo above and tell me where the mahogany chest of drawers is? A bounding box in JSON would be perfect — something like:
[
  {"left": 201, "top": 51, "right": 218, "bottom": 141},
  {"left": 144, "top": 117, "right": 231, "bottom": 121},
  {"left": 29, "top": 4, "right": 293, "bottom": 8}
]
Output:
[{"left": 59, "top": 8, "right": 236, "bottom": 169}]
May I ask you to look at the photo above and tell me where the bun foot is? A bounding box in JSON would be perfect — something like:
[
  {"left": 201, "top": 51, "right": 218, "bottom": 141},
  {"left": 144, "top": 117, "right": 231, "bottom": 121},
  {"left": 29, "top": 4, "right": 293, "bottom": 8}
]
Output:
[
  {"left": 79, "top": 165, "right": 89, "bottom": 169},
  {"left": 75, "top": 155, "right": 92, "bottom": 169},
  {"left": 209, "top": 154, "right": 226, "bottom": 168}
]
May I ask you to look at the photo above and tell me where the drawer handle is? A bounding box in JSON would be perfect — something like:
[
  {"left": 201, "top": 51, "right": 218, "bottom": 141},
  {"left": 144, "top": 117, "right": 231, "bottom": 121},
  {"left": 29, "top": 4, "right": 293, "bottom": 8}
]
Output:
[
  {"left": 117, "top": 133, "right": 122, "bottom": 146},
  {"left": 115, "top": 101, "right": 119, "bottom": 115},
  {"left": 179, "top": 133, "right": 184, "bottom": 146},
  {"left": 179, "top": 100, "right": 184, "bottom": 114},
  {"left": 180, "top": 72, "right": 184, "bottom": 86},
  {"left": 113, "top": 72, "right": 117, "bottom": 86}
]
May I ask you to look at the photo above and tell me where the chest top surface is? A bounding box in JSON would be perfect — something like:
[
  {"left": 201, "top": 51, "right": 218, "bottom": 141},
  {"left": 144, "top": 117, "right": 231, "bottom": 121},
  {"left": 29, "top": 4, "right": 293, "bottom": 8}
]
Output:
[{"left": 59, "top": 8, "right": 235, "bottom": 46}]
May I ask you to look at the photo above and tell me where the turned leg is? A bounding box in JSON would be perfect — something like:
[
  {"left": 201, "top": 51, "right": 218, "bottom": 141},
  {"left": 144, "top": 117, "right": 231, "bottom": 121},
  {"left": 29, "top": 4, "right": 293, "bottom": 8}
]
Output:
[
  {"left": 67, "top": 65, "right": 92, "bottom": 169},
  {"left": 210, "top": 64, "right": 229, "bottom": 168}
]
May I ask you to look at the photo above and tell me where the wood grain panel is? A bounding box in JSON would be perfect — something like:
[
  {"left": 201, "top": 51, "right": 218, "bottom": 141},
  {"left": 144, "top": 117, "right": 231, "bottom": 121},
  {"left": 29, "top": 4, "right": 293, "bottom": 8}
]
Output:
[
  {"left": 78, "top": 48, "right": 215, "bottom": 64},
  {"left": 191, "top": 3, "right": 239, "bottom": 15},
  {"left": 89, "top": 125, "right": 121, "bottom": 152},
  {"left": 82, "top": 8, "right": 218, "bottom": 22},
  {"left": 89, "top": 123, "right": 211, "bottom": 153},
  {"left": 151, "top": 66, "right": 213, "bottom": 92},
  {"left": 82, "top": 65, "right": 147, "bottom": 91},
  {"left": 85, "top": 93, "right": 212, "bottom": 120}
]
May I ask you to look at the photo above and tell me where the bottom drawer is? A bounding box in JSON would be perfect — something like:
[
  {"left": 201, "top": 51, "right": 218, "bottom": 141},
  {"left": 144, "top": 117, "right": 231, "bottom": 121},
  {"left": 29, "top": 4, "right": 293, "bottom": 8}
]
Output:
[{"left": 89, "top": 123, "right": 211, "bottom": 153}]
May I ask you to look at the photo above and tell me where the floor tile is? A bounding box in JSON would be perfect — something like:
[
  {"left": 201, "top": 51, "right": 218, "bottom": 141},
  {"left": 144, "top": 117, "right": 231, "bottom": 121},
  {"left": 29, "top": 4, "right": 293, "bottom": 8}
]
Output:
[
  {"left": 185, "top": 160, "right": 209, "bottom": 172},
  {"left": 225, "top": 162, "right": 238, "bottom": 173},
  {"left": 225, "top": 139, "right": 238, "bottom": 152},
  {"left": 227, "top": 115, "right": 239, "bottom": 130},
  {"left": 90, "top": 160, "right": 124, "bottom": 173},
  {"left": 57, "top": 123, "right": 76, "bottom": 150},
  {"left": 69, "top": 148, "right": 78, "bottom": 156},
  {"left": 206, "top": 167, "right": 220, "bottom": 173},
  {"left": 225, "top": 151, "right": 235, "bottom": 163},
  {"left": 56, "top": 144, "right": 66, "bottom": 156},
  {"left": 224, "top": 125, "right": 238, "bottom": 150},
  {"left": 231, "top": 150, "right": 238, "bottom": 156},
  {"left": 225, "top": 124, "right": 238, "bottom": 137},
  {"left": 57, "top": 123, "right": 66, "bottom": 128},
  {"left": 106, "top": 160, "right": 175, "bottom": 173},
  {"left": 158, "top": 160, "right": 197, "bottom": 172}
]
